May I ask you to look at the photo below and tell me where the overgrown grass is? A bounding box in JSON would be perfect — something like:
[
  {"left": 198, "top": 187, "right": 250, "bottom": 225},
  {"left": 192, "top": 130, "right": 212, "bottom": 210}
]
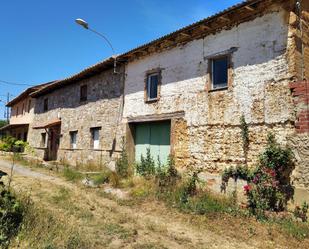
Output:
[
  {"left": 62, "top": 167, "right": 83, "bottom": 182},
  {"left": 276, "top": 219, "right": 309, "bottom": 240},
  {"left": 50, "top": 187, "right": 71, "bottom": 204},
  {"left": 13, "top": 202, "right": 89, "bottom": 249},
  {"left": 102, "top": 223, "right": 136, "bottom": 240}
]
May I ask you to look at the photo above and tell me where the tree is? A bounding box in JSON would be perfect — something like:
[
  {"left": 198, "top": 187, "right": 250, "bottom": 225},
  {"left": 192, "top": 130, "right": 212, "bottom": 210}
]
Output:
[{"left": 0, "top": 120, "right": 8, "bottom": 128}]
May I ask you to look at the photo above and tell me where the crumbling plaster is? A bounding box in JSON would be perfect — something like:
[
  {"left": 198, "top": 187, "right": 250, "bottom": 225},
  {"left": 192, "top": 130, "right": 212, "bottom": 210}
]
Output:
[{"left": 123, "top": 9, "right": 295, "bottom": 172}]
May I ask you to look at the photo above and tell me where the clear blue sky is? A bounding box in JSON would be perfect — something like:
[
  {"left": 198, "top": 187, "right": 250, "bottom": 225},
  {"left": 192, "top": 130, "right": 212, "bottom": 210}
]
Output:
[{"left": 0, "top": 0, "right": 241, "bottom": 119}]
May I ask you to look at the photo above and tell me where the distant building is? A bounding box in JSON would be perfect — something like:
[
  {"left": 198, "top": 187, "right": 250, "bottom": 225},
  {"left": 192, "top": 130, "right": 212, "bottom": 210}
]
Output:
[
  {"left": 28, "top": 58, "right": 125, "bottom": 163},
  {"left": 0, "top": 83, "right": 52, "bottom": 141}
]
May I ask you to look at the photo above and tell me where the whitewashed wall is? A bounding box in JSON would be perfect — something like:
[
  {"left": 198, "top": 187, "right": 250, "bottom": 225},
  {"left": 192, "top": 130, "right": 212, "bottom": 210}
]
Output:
[{"left": 123, "top": 9, "right": 295, "bottom": 173}]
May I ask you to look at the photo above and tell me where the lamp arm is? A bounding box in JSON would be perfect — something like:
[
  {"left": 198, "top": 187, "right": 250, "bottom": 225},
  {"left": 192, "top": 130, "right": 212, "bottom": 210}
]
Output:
[{"left": 88, "top": 28, "right": 115, "bottom": 55}]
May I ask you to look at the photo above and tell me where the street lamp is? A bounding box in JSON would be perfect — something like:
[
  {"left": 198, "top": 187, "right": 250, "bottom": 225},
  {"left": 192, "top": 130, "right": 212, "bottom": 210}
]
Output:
[{"left": 75, "top": 18, "right": 118, "bottom": 74}]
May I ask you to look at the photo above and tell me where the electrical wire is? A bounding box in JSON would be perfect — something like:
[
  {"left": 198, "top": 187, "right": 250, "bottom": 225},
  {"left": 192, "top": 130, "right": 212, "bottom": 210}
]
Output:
[{"left": 0, "top": 79, "right": 33, "bottom": 87}]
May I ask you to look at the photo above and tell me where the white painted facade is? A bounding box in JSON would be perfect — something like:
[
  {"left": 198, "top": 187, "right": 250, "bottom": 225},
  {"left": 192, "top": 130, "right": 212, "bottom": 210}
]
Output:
[
  {"left": 124, "top": 10, "right": 292, "bottom": 125},
  {"left": 123, "top": 9, "right": 296, "bottom": 173}
]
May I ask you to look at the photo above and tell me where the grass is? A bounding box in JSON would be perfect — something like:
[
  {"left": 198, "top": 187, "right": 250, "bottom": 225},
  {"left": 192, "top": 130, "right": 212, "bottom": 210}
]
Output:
[
  {"left": 276, "top": 219, "right": 309, "bottom": 240},
  {"left": 102, "top": 223, "right": 137, "bottom": 240},
  {"left": 62, "top": 167, "right": 83, "bottom": 182},
  {"left": 3, "top": 155, "right": 309, "bottom": 248},
  {"left": 50, "top": 187, "right": 71, "bottom": 204},
  {"left": 13, "top": 203, "right": 89, "bottom": 249}
]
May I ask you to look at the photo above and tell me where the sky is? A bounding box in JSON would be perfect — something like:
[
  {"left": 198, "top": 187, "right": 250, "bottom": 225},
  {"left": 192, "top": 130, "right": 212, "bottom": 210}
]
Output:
[{"left": 0, "top": 0, "right": 242, "bottom": 119}]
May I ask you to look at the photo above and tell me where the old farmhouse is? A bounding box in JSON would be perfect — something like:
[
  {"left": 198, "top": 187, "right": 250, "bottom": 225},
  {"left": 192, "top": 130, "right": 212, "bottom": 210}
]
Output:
[{"left": 5, "top": 0, "right": 309, "bottom": 197}]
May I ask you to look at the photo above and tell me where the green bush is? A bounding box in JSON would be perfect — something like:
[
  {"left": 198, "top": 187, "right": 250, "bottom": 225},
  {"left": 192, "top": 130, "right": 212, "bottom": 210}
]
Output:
[
  {"left": 116, "top": 138, "right": 130, "bottom": 178},
  {"left": 92, "top": 170, "right": 111, "bottom": 185},
  {"left": 158, "top": 179, "right": 235, "bottom": 216},
  {"left": 293, "top": 202, "right": 309, "bottom": 222},
  {"left": 221, "top": 133, "right": 295, "bottom": 218},
  {"left": 136, "top": 148, "right": 156, "bottom": 177},
  {"left": 0, "top": 136, "right": 28, "bottom": 152},
  {"left": 0, "top": 183, "right": 26, "bottom": 248},
  {"left": 155, "top": 156, "right": 179, "bottom": 190}
]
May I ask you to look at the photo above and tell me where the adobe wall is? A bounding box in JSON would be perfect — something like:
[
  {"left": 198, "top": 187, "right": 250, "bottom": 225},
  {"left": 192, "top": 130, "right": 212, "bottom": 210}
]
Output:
[{"left": 124, "top": 8, "right": 295, "bottom": 174}]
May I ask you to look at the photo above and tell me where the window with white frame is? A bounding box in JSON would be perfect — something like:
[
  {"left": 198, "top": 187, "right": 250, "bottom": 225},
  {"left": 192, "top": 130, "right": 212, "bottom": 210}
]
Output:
[
  {"left": 90, "top": 127, "right": 101, "bottom": 149},
  {"left": 146, "top": 73, "right": 159, "bottom": 101},
  {"left": 70, "top": 131, "right": 78, "bottom": 149}
]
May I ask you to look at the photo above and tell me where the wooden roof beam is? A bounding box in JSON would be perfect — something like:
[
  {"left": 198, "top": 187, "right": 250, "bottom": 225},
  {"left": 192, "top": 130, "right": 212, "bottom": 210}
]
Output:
[
  {"left": 219, "top": 16, "right": 230, "bottom": 22},
  {"left": 244, "top": 5, "right": 255, "bottom": 11},
  {"left": 200, "top": 24, "right": 211, "bottom": 30},
  {"left": 180, "top": 32, "right": 191, "bottom": 38}
]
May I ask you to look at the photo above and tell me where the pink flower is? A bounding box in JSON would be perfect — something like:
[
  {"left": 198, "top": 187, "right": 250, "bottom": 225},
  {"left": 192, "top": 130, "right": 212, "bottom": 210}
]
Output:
[{"left": 244, "top": 185, "right": 252, "bottom": 192}]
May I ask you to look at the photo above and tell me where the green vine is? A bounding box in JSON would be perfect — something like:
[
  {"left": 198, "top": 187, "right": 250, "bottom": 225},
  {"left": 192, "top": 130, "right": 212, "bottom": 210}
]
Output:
[
  {"left": 220, "top": 165, "right": 252, "bottom": 193},
  {"left": 240, "top": 115, "right": 249, "bottom": 157}
]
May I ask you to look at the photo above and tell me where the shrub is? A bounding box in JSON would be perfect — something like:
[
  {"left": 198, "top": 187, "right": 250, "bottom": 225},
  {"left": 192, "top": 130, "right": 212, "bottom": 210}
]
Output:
[
  {"left": 178, "top": 172, "right": 199, "bottom": 203},
  {"left": 221, "top": 133, "right": 295, "bottom": 218},
  {"left": 0, "top": 136, "right": 28, "bottom": 152},
  {"left": 116, "top": 138, "right": 130, "bottom": 178},
  {"left": 0, "top": 178, "right": 27, "bottom": 248},
  {"left": 155, "top": 156, "right": 180, "bottom": 190},
  {"left": 62, "top": 167, "right": 83, "bottom": 182},
  {"left": 92, "top": 171, "right": 111, "bottom": 185},
  {"left": 293, "top": 202, "right": 309, "bottom": 222},
  {"left": 245, "top": 134, "right": 294, "bottom": 216},
  {"left": 136, "top": 148, "right": 156, "bottom": 177}
]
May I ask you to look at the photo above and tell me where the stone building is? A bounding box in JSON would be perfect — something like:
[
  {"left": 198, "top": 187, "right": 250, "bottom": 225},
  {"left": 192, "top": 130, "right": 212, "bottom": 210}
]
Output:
[
  {"left": 118, "top": 0, "right": 309, "bottom": 196},
  {"left": 18, "top": 0, "right": 309, "bottom": 198},
  {"left": 0, "top": 83, "right": 51, "bottom": 141},
  {"left": 28, "top": 57, "right": 125, "bottom": 165}
]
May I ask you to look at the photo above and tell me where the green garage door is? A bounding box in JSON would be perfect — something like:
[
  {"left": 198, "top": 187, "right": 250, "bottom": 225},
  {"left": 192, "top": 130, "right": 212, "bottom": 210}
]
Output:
[{"left": 135, "top": 121, "right": 171, "bottom": 166}]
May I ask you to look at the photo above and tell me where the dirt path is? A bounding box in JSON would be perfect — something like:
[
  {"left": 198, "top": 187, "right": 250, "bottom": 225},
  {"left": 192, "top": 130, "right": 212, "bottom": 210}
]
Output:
[
  {"left": 0, "top": 158, "right": 57, "bottom": 181},
  {"left": 0, "top": 158, "right": 302, "bottom": 249}
]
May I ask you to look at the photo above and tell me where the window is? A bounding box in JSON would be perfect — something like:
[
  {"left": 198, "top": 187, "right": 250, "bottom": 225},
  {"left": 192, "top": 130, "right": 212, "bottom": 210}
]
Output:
[
  {"left": 80, "top": 85, "right": 88, "bottom": 102},
  {"left": 43, "top": 98, "right": 48, "bottom": 112},
  {"left": 40, "top": 133, "right": 47, "bottom": 147},
  {"left": 16, "top": 107, "right": 19, "bottom": 116},
  {"left": 146, "top": 73, "right": 159, "bottom": 101},
  {"left": 28, "top": 100, "right": 31, "bottom": 112},
  {"left": 211, "top": 56, "right": 229, "bottom": 90},
  {"left": 70, "top": 131, "right": 78, "bottom": 149},
  {"left": 90, "top": 127, "right": 101, "bottom": 149}
]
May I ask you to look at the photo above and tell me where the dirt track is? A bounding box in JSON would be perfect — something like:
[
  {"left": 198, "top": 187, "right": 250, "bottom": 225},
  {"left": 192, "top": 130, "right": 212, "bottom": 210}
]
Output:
[{"left": 0, "top": 157, "right": 307, "bottom": 249}]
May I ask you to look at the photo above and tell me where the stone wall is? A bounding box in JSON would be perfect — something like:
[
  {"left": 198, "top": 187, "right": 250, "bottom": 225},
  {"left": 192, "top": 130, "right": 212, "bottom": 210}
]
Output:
[
  {"left": 124, "top": 8, "right": 295, "bottom": 175},
  {"left": 28, "top": 66, "right": 125, "bottom": 167}
]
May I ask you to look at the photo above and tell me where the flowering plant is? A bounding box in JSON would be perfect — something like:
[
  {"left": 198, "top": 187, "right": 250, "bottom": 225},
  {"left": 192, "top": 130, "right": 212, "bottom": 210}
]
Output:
[{"left": 221, "top": 133, "right": 295, "bottom": 218}]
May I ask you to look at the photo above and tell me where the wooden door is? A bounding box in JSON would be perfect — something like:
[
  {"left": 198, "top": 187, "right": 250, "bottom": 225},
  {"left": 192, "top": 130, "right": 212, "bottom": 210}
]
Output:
[
  {"left": 135, "top": 121, "right": 171, "bottom": 166},
  {"left": 47, "top": 125, "right": 60, "bottom": 161}
]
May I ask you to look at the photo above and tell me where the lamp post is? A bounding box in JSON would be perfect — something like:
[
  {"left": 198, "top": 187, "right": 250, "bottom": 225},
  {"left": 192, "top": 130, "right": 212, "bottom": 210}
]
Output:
[{"left": 75, "top": 18, "right": 118, "bottom": 74}]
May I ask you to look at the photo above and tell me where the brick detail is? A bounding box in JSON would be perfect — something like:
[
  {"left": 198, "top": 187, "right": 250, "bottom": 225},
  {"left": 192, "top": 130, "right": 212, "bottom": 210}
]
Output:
[{"left": 290, "top": 81, "right": 309, "bottom": 133}]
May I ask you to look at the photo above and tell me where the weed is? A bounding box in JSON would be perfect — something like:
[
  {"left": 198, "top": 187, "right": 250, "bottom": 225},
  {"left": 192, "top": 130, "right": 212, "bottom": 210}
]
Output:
[
  {"left": 155, "top": 156, "right": 180, "bottom": 190},
  {"left": 116, "top": 137, "right": 131, "bottom": 178},
  {"left": 136, "top": 148, "right": 155, "bottom": 177},
  {"left": 0, "top": 185, "right": 27, "bottom": 248},
  {"left": 103, "top": 223, "right": 136, "bottom": 240},
  {"left": 293, "top": 202, "right": 309, "bottom": 222},
  {"left": 63, "top": 167, "right": 83, "bottom": 182},
  {"left": 277, "top": 219, "right": 309, "bottom": 240},
  {"left": 51, "top": 187, "right": 70, "bottom": 204},
  {"left": 91, "top": 170, "right": 111, "bottom": 185}
]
